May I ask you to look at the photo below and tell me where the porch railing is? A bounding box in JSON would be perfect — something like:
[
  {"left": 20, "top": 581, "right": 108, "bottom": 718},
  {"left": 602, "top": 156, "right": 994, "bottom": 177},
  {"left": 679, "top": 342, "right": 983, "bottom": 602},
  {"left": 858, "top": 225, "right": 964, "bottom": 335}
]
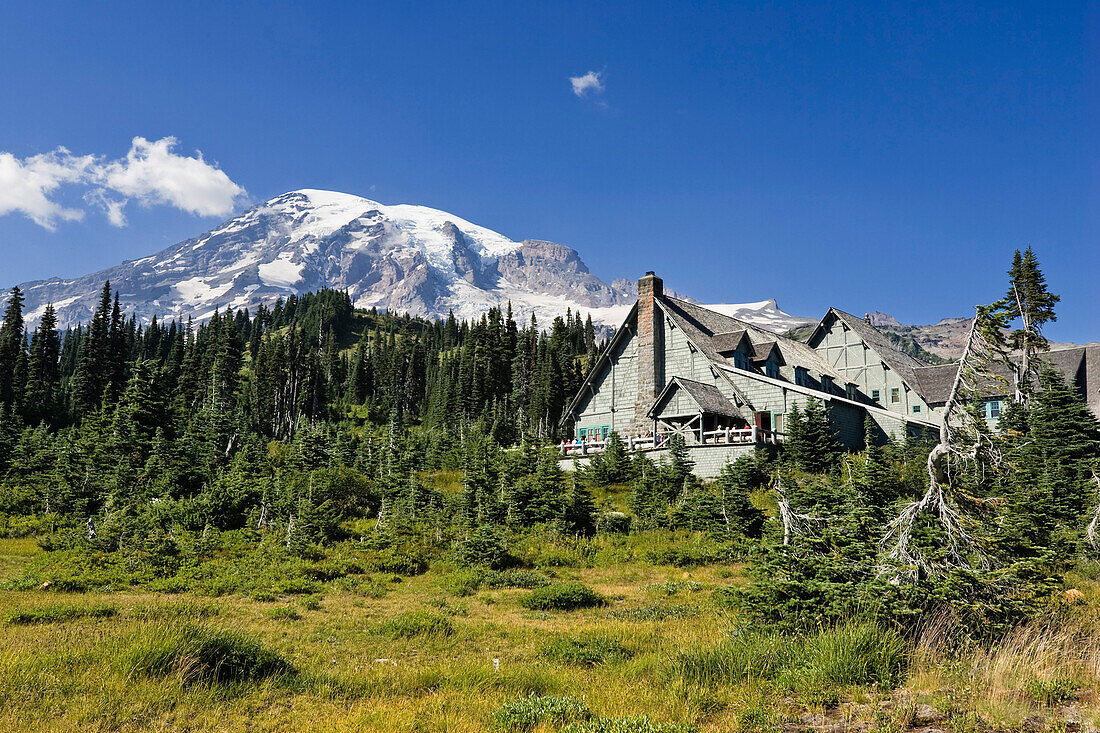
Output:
[{"left": 559, "top": 427, "right": 784, "bottom": 457}]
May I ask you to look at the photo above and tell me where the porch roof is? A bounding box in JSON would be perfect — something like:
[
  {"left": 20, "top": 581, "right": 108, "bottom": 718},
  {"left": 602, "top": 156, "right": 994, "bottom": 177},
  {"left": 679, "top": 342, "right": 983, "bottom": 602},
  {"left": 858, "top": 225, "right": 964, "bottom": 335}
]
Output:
[{"left": 647, "top": 376, "right": 742, "bottom": 420}]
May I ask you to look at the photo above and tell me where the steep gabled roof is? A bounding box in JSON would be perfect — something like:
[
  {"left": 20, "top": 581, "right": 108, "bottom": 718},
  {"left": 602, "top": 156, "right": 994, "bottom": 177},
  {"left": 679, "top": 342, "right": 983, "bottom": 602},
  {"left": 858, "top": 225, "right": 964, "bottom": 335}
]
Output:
[
  {"left": 648, "top": 376, "right": 740, "bottom": 419},
  {"left": 812, "top": 308, "right": 932, "bottom": 398},
  {"left": 660, "top": 296, "right": 848, "bottom": 383},
  {"left": 750, "top": 340, "right": 782, "bottom": 364},
  {"left": 912, "top": 346, "right": 1090, "bottom": 406},
  {"left": 711, "top": 329, "right": 749, "bottom": 353}
]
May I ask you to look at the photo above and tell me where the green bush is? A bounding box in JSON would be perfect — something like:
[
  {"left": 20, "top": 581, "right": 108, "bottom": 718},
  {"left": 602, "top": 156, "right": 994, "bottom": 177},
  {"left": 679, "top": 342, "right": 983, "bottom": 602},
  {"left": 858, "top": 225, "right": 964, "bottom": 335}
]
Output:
[
  {"left": 484, "top": 569, "right": 551, "bottom": 589},
  {"left": 540, "top": 634, "right": 632, "bottom": 666},
  {"left": 644, "top": 580, "right": 705, "bottom": 596},
  {"left": 370, "top": 547, "right": 429, "bottom": 576},
  {"left": 562, "top": 717, "right": 696, "bottom": 733},
  {"left": 1023, "top": 676, "right": 1078, "bottom": 705},
  {"left": 607, "top": 604, "right": 698, "bottom": 622},
  {"left": 520, "top": 583, "right": 607, "bottom": 611},
  {"left": 597, "top": 512, "right": 632, "bottom": 534},
  {"left": 379, "top": 611, "right": 455, "bottom": 639},
  {"left": 122, "top": 624, "right": 292, "bottom": 684},
  {"left": 0, "top": 513, "right": 46, "bottom": 538},
  {"left": 442, "top": 568, "right": 483, "bottom": 596},
  {"left": 490, "top": 695, "right": 592, "bottom": 732},
  {"left": 265, "top": 606, "right": 301, "bottom": 621},
  {"left": 7, "top": 603, "right": 117, "bottom": 625}
]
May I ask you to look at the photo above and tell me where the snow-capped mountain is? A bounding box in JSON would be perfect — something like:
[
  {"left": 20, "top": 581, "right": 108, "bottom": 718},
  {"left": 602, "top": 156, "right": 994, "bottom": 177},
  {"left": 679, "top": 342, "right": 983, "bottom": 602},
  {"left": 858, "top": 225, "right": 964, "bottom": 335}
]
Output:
[
  {"left": 582, "top": 299, "right": 816, "bottom": 336},
  {"left": 8, "top": 189, "right": 813, "bottom": 334}
]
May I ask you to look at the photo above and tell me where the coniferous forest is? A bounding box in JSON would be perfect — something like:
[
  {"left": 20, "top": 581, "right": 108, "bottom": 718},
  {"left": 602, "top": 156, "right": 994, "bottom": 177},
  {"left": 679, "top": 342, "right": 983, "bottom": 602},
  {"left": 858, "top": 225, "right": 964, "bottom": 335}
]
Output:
[{"left": 2, "top": 251, "right": 1100, "bottom": 732}]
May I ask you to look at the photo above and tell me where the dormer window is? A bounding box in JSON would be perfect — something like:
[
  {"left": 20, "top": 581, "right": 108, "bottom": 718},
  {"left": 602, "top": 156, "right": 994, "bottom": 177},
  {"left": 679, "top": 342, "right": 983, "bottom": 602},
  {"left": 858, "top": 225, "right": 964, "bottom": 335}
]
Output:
[
  {"left": 821, "top": 376, "right": 833, "bottom": 393},
  {"left": 765, "top": 360, "right": 779, "bottom": 379},
  {"left": 795, "top": 367, "right": 808, "bottom": 386},
  {"left": 733, "top": 351, "right": 749, "bottom": 369}
]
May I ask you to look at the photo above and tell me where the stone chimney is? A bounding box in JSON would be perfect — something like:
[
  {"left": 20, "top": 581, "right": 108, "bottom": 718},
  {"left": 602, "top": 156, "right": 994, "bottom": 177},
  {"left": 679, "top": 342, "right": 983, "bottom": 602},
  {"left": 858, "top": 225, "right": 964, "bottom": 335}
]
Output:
[{"left": 633, "top": 272, "right": 664, "bottom": 433}]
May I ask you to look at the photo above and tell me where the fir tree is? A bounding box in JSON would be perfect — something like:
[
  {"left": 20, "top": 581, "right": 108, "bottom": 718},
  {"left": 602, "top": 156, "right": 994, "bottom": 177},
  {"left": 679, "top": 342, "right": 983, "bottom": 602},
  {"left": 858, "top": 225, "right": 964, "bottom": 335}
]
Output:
[
  {"left": 0, "top": 286, "right": 26, "bottom": 410},
  {"left": 998, "top": 246, "right": 1060, "bottom": 401}
]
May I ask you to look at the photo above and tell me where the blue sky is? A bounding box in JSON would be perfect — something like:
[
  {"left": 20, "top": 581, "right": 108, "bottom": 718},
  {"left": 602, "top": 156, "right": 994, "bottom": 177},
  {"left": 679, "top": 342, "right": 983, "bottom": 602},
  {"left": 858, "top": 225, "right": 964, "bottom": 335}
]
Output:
[{"left": 1, "top": 1, "right": 1096, "bottom": 341}]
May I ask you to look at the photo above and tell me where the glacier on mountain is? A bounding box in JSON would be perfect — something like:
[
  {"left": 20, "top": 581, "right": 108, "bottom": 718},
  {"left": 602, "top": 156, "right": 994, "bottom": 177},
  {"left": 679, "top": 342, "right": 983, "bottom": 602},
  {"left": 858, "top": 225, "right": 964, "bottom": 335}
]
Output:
[{"left": 9, "top": 189, "right": 813, "bottom": 335}]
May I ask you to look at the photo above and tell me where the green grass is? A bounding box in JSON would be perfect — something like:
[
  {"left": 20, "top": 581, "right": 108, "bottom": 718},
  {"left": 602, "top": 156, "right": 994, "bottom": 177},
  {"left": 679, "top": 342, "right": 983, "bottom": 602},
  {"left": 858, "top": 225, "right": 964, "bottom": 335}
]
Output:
[
  {"left": 674, "top": 619, "right": 909, "bottom": 693},
  {"left": 6, "top": 602, "right": 118, "bottom": 624},
  {"left": 379, "top": 611, "right": 456, "bottom": 639},
  {"left": 541, "top": 634, "right": 633, "bottom": 666},
  {"left": 1, "top": 536, "right": 1098, "bottom": 732}
]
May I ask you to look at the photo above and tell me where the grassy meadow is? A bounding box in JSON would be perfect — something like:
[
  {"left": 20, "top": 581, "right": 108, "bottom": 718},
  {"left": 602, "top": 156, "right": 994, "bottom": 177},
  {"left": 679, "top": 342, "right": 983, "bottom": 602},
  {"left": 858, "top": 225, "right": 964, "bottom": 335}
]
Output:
[{"left": 2, "top": 521, "right": 1100, "bottom": 733}]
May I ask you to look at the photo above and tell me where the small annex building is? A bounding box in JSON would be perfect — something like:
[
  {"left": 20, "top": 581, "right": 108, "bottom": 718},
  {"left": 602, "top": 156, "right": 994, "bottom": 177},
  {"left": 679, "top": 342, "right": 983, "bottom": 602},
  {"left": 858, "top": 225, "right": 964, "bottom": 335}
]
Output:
[{"left": 562, "top": 273, "right": 1100, "bottom": 477}]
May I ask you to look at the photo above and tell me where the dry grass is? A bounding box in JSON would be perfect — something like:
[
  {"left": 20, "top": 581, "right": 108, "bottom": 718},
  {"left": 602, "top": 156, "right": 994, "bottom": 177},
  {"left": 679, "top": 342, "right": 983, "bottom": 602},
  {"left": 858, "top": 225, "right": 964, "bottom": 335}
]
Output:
[{"left": 905, "top": 609, "right": 1100, "bottom": 731}]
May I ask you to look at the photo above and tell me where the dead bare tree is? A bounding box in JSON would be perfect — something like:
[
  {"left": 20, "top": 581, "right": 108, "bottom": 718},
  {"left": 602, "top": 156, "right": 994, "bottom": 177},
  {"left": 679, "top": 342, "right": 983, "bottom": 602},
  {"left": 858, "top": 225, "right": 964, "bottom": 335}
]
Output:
[
  {"left": 879, "top": 306, "right": 1010, "bottom": 583},
  {"left": 775, "top": 472, "right": 829, "bottom": 547},
  {"left": 1085, "top": 471, "right": 1100, "bottom": 553}
]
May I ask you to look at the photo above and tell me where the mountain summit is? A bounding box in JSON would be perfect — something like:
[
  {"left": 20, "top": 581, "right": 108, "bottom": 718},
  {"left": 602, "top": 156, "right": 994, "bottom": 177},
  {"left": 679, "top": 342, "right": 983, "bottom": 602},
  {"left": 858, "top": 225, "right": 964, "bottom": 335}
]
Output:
[
  {"left": 15, "top": 189, "right": 635, "bottom": 328},
  {"left": 11, "top": 189, "right": 813, "bottom": 333}
]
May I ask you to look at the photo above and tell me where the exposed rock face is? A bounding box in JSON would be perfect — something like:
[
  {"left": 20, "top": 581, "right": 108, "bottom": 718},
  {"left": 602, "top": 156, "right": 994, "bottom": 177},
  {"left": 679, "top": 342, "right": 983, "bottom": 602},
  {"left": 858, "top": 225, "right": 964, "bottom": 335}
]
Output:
[
  {"left": 6, "top": 188, "right": 822, "bottom": 338},
  {"left": 10, "top": 189, "right": 634, "bottom": 329}
]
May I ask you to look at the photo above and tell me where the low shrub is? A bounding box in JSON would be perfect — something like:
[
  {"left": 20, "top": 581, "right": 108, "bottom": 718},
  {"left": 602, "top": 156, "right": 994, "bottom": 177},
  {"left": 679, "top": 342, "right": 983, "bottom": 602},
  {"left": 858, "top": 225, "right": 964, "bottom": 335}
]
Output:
[
  {"left": 541, "top": 634, "right": 632, "bottom": 666},
  {"left": 644, "top": 580, "right": 705, "bottom": 596},
  {"left": 642, "top": 543, "right": 738, "bottom": 568},
  {"left": 379, "top": 611, "right": 455, "bottom": 639},
  {"left": 597, "top": 512, "right": 631, "bottom": 534},
  {"left": 1023, "top": 676, "right": 1078, "bottom": 705},
  {"left": 520, "top": 583, "right": 607, "bottom": 611},
  {"left": 607, "top": 604, "right": 698, "bottom": 622},
  {"left": 442, "top": 568, "right": 483, "bottom": 596},
  {"left": 265, "top": 606, "right": 302, "bottom": 621},
  {"left": 0, "top": 513, "right": 46, "bottom": 538},
  {"left": 490, "top": 695, "right": 592, "bottom": 732},
  {"left": 122, "top": 624, "right": 292, "bottom": 684},
  {"left": 484, "top": 569, "right": 551, "bottom": 589},
  {"left": 7, "top": 603, "right": 117, "bottom": 625},
  {"left": 562, "top": 717, "right": 696, "bottom": 733},
  {"left": 369, "top": 547, "right": 430, "bottom": 576}
]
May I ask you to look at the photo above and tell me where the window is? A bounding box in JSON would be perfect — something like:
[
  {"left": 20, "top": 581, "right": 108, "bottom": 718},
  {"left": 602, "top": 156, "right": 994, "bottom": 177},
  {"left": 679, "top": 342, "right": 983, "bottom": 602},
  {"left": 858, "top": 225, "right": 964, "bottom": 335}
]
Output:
[
  {"left": 890, "top": 388, "right": 900, "bottom": 404},
  {"left": 576, "top": 425, "right": 610, "bottom": 441},
  {"left": 846, "top": 384, "right": 857, "bottom": 401},
  {"left": 912, "top": 405, "right": 921, "bottom": 414},
  {"left": 766, "top": 361, "right": 779, "bottom": 379},
  {"left": 871, "top": 389, "right": 881, "bottom": 403},
  {"left": 821, "top": 376, "right": 833, "bottom": 393},
  {"left": 733, "top": 351, "right": 749, "bottom": 369},
  {"left": 795, "top": 367, "right": 808, "bottom": 386},
  {"left": 982, "top": 400, "right": 1002, "bottom": 419}
]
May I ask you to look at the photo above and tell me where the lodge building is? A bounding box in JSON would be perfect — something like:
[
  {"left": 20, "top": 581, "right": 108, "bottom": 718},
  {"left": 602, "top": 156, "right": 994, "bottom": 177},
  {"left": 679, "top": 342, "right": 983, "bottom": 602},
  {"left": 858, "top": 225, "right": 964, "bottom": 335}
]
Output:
[{"left": 562, "top": 272, "right": 1099, "bottom": 476}]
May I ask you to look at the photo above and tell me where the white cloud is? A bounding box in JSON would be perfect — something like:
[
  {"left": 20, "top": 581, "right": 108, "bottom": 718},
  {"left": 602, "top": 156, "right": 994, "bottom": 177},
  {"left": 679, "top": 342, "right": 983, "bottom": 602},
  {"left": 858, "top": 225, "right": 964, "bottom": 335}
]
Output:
[
  {"left": 94, "top": 137, "right": 246, "bottom": 221},
  {"left": 0, "top": 148, "right": 95, "bottom": 230},
  {"left": 570, "top": 70, "right": 605, "bottom": 98},
  {"left": 0, "top": 137, "right": 248, "bottom": 230}
]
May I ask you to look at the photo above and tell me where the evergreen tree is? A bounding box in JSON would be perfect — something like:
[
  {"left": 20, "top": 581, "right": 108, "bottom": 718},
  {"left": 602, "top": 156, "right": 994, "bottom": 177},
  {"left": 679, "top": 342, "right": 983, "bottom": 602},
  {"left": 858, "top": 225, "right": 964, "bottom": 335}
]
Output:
[
  {"left": 0, "top": 286, "right": 26, "bottom": 410},
  {"left": 998, "top": 246, "right": 1060, "bottom": 401},
  {"left": 71, "top": 282, "right": 115, "bottom": 415}
]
